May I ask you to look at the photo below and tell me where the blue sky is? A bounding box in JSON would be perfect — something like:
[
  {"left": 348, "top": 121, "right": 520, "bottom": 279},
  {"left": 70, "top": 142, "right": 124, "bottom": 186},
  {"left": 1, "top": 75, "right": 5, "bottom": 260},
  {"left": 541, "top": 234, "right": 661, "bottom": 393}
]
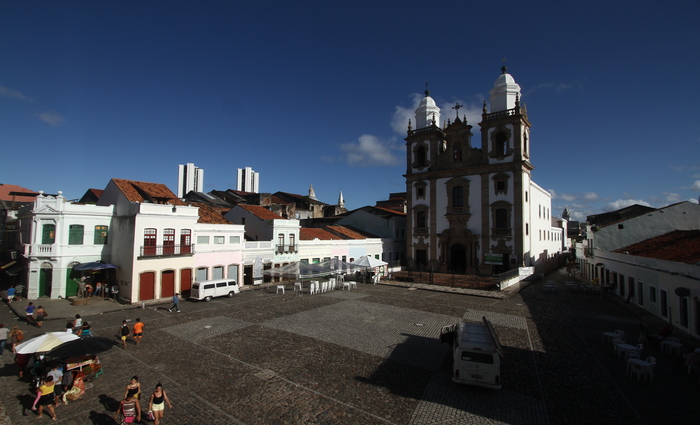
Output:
[{"left": 2, "top": 1, "right": 699, "bottom": 221}]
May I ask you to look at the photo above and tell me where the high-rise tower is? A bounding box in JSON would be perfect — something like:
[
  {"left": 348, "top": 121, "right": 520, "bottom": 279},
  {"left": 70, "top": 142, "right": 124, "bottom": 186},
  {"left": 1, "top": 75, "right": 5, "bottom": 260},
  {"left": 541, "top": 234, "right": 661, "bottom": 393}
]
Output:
[
  {"left": 236, "top": 167, "right": 259, "bottom": 193},
  {"left": 177, "top": 163, "right": 204, "bottom": 198}
]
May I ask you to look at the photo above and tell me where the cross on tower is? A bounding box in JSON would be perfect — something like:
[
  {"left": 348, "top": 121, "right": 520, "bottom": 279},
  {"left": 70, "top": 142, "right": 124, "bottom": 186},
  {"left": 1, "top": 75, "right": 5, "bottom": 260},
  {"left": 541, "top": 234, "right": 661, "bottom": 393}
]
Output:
[{"left": 452, "top": 103, "right": 463, "bottom": 120}]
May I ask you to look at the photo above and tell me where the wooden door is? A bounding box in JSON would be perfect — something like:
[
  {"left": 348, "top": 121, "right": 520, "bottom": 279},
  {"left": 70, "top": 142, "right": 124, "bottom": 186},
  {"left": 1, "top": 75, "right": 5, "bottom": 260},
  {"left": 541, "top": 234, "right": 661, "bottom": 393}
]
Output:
[
  {"left": 161, "top": 270, "right": 175, "bottom": 298},
  {"left": 180, "top": 268, "right": 192, "bottom": 297},
  {"left": 139, "top": 272, "right": 155, "bottom": 300}
]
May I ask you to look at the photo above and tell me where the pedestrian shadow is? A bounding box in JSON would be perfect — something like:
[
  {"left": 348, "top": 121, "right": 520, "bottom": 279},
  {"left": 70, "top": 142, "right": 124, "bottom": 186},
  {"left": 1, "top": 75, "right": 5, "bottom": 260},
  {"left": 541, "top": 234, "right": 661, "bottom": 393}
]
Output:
[
  {"left": 97, "top": 393, "right": 120, "bottom": 412},
  {"left": 14, "top": 393, "right": 36, "bottom": 417},
  {"left": 0, "top": 362, "right": 17, "bottom": 377},
  {"left": 88, "top": 410, "right": 117, "bottom": 425}
]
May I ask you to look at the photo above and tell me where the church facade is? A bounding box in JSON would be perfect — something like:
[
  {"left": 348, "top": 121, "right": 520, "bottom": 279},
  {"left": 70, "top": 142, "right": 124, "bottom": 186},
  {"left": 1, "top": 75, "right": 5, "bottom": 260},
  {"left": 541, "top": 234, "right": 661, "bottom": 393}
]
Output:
[{"left": 405, "top": 68, "right": 564, "bottom": 274}]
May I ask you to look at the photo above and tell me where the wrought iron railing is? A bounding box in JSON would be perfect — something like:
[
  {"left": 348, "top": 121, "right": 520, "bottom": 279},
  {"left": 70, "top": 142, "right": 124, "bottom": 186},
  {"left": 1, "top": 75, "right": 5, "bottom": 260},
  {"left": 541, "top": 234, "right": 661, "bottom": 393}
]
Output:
[{"left": 140, "top": 244, "right": 195, "bottom": 257}]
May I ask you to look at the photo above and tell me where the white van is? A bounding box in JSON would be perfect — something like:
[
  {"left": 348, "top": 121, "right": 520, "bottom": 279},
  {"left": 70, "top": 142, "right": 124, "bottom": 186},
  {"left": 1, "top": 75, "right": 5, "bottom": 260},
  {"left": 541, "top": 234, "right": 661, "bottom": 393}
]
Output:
[
  {"left": 440, "top": 316, "right": 504, "bottom": 389},
  {"left": 190, "top": 279, "right": 240, "bottom": 301}
]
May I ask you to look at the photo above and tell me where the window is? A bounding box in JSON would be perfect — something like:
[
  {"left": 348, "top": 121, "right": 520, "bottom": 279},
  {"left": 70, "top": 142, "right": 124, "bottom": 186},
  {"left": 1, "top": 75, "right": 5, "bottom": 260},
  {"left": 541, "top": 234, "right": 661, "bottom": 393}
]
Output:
[
  {"left": 415, "top": 146, "right": 426, "bottom": 167},
  {"left": 195, "top": 267, "right": 208, "bottom": 282},
  {"left": 496, "top": 209, "right": 508, "bottom": 229},
  {"left": 163, "top": 228, "right": 175, "bottom": 255},
  {"left": 278, "top": 233, "right": 284, "bottom": 246},
  {"left": 416, "top": 211, "right": 426, "bottom": 229},
  {"left": 94, "top": 225, "right": 108, "bottom": 244},
  {"left": 526, "top": 223, "right": 529, "bottom": 235},
  {"left": 649, "top": 286, "right": 657, "bottom": 303},
  {"left": 213, "top": 266, "right": 224, "bottom": 280},
  {"left": 660, "top": 290, "right": 668, "bottom": 317},
  {"left": 181, "top": 229, "right": 191, "bottom": 254},
  {"left": 229, "top": 236, "right": 240, "bottom": 244},
  {"left": 452, "top": 186, "right": 463, "bottom": 208},
  {"left": 454, "top": 148, "right": 462, "bottom": 162},
  {"left": 197, "top": 236, "right": 210, "bottom": 245},
  {"left": 289, "top": 234, "right": 295, "bottom": 251},
  {"left": 42, "top": 224, "right": 55, "bottom": 244},
  {"left": 68, "top": 225, "right": 84, "bottom": 245},
  {"left": 144, "top": 228, "right": 157, "bottom": 255},
  {"left": 496, "top": 132, "right": 508, "bottom": 156},
  {"left": 214, "top": 236, "right": 225, "bottom": 244},
  {"left": 637, "top": 281, "right": 644, "bottom": 306}
]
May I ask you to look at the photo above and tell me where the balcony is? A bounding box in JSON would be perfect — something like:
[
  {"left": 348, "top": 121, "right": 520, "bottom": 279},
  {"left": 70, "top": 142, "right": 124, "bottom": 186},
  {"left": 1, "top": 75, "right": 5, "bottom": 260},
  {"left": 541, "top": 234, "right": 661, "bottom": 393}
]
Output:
[
  {"left": 491, "top": 228, "right": 512, "bottom": 237},
  {"left": 23, "top": 244, "right": 55, "bottom": 257},
  {"left": 276, "top": 244, "right": 298, "bottom": 254},
  {"left": 139, "top": 244, "right": 195, "bottom": 258}
]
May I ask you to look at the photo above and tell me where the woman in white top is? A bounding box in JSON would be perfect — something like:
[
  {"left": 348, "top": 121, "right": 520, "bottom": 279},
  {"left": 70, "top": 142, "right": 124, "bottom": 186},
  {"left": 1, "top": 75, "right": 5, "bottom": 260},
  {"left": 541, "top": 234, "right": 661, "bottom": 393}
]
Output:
[{"left": 72, "top": 314, "right": 82, "bottom": 333}]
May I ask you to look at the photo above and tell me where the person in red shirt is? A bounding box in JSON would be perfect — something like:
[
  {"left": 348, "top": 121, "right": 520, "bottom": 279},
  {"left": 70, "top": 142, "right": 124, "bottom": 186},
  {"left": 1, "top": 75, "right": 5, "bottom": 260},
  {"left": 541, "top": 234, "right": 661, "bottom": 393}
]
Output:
[{"left": 132, "top": 319, "right": 144, "bottom": 346}]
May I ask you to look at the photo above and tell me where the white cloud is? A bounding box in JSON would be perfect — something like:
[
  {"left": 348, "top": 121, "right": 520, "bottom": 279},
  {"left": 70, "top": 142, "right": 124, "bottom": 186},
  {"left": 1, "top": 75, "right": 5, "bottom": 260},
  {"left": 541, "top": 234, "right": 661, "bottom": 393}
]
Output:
[
  {"left": 0, "top": 85, "right": 32, "bottom": 101},
  {"left": 603, "top": 198, "right": 652, "bottom": 212},
  {"left": 688, "top": 197, "right": 699, "bottom": 204},
  {"left": 691, "top": 180, "right": 700, "bottom": 192},
  {"left": 37, "top": 111, "right": 65, "bottom": 127},
  {"left": 391, "top": 93, "right": 422, "bottom": 134},
  {"left": 339, "top": 134, "right": 403, "bottom": 167},
  {"left": 583, "top": 192, "right": 599, "bottom": 201}
]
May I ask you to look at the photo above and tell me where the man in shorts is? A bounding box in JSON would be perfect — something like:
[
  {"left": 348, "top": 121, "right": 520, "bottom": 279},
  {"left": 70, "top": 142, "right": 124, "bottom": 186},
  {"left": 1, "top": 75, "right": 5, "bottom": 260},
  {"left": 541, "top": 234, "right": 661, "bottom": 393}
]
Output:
[
  {"left": 25, "top": 302, "right": 35, "bottom": 325},
  {"left": 132, "top": 319, "right": 144, "bottom": 346}
]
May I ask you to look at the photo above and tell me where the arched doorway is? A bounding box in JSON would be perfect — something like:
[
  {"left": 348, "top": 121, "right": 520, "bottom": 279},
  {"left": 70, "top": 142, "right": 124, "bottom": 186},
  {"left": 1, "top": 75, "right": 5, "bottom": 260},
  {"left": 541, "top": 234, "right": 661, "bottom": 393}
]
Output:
[
  {"left": 450, "top": 244, "right": 467, "bottom": 273},
  {"left": 139, "top": 272, "right": 155, "bottom": 301},
  {"left": 161, "top": 270, "right": 175, "bottom": 298}
]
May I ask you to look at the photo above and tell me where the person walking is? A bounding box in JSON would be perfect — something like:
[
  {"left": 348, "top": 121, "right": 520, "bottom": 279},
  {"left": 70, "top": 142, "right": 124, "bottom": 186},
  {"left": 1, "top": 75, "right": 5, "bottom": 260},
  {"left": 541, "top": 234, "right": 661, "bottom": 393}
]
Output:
[
  {"left": 25, "top": 302, "right": 35, "bottom": 325},
  {"left": 119, "top": 320, "right": 130, "bottom": 350},
  {"left": 9, "top": 325, "right": 24, "bottom": 353},
  {"left": 132, "top": 319, "right": 144, "bottom": 346},
  {"left": 115, "top": 393, "right": 141, "bottom": 424},
  {"left": 35, "top": 375, "right": 57, "bottom": 420},
  {"left": 123, "top": 376, "right": 141, "bottom": 401},
  {"left": 0, "top": 324, "right": 9, "bottom": 355},
  {"left": 168, "top": 293, "right": 180, "bottom": 312},
  {"left": 35, "top": 306, "right": 48, "bottom": 328},
  {"left": 147, "top": 383, "right": 172, "bottom": 425},
  {"left": 46, "top": 363, "right": 63, "bottom": 406},
  {"left": 6, "top": 285, "right": 15, "bottom": 303}
]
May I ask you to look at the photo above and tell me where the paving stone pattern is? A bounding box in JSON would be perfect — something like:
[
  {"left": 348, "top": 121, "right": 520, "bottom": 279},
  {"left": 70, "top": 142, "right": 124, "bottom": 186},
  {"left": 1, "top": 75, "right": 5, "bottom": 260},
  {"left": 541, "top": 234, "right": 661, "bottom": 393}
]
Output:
[{"left": 1, "top": 269, "right": 698, "bottom": 424}]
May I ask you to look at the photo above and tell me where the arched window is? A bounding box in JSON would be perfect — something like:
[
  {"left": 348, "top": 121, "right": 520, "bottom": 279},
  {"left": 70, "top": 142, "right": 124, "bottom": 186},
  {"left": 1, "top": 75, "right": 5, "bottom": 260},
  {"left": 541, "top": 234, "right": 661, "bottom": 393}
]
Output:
[
  {"left": 144, "top": 228, "right": 157, "bottom": 256},
  {"left": 163, "top": 228, "right": 175, "bottom": 255},
  {"left": 454, "top": 148, "right": 462, "bottom": 162}
]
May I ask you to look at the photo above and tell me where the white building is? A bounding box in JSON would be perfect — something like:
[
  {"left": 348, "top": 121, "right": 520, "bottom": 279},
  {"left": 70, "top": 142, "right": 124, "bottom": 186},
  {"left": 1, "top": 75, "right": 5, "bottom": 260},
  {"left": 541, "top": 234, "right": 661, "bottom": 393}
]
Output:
[
  {"left": 405, "top": 67, "right": 563, "bottom": 275},
  {"left": 575, "top": 201, "right": 700, "bottom": 336},
  {"left": 177, "top": 163, "right": 204, "bottom": 198},
  {"left": 236, "top": 167, "right": 259, "bottom": 193},
  {"left": 18, "top": 192, "right": 115, "bottom": 299}
]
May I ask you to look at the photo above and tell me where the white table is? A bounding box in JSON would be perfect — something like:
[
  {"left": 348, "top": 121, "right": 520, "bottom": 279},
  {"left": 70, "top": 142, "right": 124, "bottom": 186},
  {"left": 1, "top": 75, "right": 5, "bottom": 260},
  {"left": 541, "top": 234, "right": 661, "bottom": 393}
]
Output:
[
  {"left": 615, "top": 343, "right": 638, "bottom": 359},
  {"left": 602, "top": 331, "right": 621, "bottom": 344},
  {"left": 627, "top": 358, "right": 653, "bottom": 381},
  {"left": 661, "top": 340, "right": 683, "bottom": 357}
]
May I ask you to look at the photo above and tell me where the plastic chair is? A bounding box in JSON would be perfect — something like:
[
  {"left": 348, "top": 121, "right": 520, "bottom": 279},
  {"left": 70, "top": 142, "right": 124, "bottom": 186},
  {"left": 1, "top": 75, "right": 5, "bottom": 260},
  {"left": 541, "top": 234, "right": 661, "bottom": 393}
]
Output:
[
  {"left": 349, "top": 281, "right": 357, "bottom": 290},
  {"left": 628, "top": 344, "right": 643, "bottom": 360},
  {"left": 611, "top": 330, "right": 626, "bottom": 345},
  {"left": 276, "top": 285, "right": 285, "bottom": 294}
]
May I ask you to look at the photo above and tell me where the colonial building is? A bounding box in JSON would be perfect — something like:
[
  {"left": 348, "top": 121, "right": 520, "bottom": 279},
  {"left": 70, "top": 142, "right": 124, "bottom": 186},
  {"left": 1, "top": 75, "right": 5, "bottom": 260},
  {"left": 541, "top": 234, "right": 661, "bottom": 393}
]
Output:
[{"left": 405, "top": 68, "right": 563, "bottom": 274}]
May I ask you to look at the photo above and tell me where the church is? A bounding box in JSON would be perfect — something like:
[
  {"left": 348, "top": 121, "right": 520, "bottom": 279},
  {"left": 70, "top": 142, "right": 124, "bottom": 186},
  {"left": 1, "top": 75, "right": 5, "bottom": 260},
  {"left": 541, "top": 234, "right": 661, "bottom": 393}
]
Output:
[{"left": 404, "top": 67, "right": 565, "bottom": 274}]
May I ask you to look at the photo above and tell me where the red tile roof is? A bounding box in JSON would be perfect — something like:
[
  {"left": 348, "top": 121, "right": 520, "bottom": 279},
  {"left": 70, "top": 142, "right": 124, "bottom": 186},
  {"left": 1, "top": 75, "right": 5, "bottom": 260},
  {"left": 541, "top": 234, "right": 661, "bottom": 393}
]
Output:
[
  {"left": 238, "top": 204, "right": 285, "bottom": 220},
  {"left": 188, "top": 202, "right": 233, "bottom": 224},
  {"left": 326, "top": 225, "right": 372, "bottom": 239},
  {"left": 0, "top": 183, "right": 39, "bottom": 203},
  {"left": 613, "top": 230, "right": 700, "bottom": 265},
  {"left": 111, "top": 178, "right": 185, "bottom": 205},
  {"left": 300, "top": 227, "right": 344, "bottom": 240}
]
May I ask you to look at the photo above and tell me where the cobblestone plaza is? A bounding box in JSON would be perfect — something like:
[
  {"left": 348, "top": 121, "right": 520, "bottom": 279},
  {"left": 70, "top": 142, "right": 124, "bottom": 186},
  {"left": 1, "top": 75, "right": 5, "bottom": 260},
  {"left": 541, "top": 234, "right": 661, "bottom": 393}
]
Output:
[{"left": 0, "top": 272, "right": 697, "bottom": 424}]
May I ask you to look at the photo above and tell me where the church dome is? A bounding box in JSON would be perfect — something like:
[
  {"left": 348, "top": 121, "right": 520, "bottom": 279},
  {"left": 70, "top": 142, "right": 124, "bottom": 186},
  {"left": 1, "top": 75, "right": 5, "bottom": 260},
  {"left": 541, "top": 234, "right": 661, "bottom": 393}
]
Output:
[
  {"left": 489, "top": 66, "right": 521, "bottom": 113},
  {"left": 414, "top": 89, "right": 441, "bottom": 129}
]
